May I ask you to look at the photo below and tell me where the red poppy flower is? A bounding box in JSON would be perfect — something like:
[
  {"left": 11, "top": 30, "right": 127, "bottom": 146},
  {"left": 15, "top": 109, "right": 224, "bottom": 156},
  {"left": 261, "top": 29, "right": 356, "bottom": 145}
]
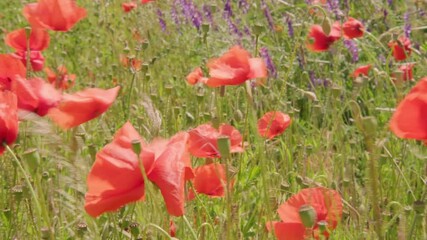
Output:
[
  {"left": 5, "top": 28, "right": 50, "bottom": 52},
  {"left": 0, "top": 91, "right": 19, "bottom": 155},
  {"left": 119, "top": 54, "right": 142, "bottom": 71},
  {"left": 122, "top": 2, "right": 137, "bottom": 13},
  {"left": 186, "top": 67, "right": 207, "bottom": 85},
  {"left": 189, "top": 163, "right": 230, "bottom": 199},
  {"left": 306, "top": 22, "right": 341, "bottom": 52},
  {"left": 268, "top": 187, "right": 343, "bottom": 239},
  {"left": 342, "top": 17, "right": 364, "bottom": 39},
  {"left": 388, "top": 36, "right": 411, "bottom": 61},
  {"left": 258, "top": 111, "right": 291, "bottom": 139},
  {"left": 12, "top": 76, "right": 62, "bottom": 116},
  {"left": 141, "top": 0, "right": 154, "bottom": 3},
  {"left": 48, "top": 86, "right": 120, "bottom": 129},
  {"left": 188, "top": 123, "right": 243, "bottom": 158},
  {"left": 85, "top": 122, "right": 150, "bottom": 217},
  {"left": 390, "top": 77, "right": 427, "bottom": 141},
  {"left": 352, "top": 64, "right": 371, "bottom": 78},
  {"left": 45, "top": 65, "right": 76, "bottom": 90},
  {"left": 0, "top": 54, "right": 26, "bottom": 90},
  {"left": 392, "top": 64, "right": 414, "bottom": 82},
  {"left": 204, "top": 45, "right": 267, "bottom": 87},
  {"left": 23, "top": 0, "right": 87, "bottom": 32},
  {"left": 12, "top": 51, "right": 45, "bottom": 72},
  {"left": 85, "top": 122, "right": 192, "bottom": 217}
]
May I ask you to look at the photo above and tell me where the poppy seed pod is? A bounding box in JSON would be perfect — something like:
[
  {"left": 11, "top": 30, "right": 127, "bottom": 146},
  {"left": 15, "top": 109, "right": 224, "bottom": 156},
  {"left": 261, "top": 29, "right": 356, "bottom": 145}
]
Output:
[{"left": 299, "top": 205, "right": 317, "bottom": 228}]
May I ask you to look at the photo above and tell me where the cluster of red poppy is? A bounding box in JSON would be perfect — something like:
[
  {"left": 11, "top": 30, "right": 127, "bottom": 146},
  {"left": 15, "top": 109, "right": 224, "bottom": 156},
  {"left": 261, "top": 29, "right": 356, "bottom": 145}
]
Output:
[
  {"left": 122, "top": 0, "right": 154, "bottom": 13},
  {"left": 307, "top": 16, "right": 415, "bottom": 82},
  {"left": 0, "top": 0, "right": 120, "bottom": 154}
]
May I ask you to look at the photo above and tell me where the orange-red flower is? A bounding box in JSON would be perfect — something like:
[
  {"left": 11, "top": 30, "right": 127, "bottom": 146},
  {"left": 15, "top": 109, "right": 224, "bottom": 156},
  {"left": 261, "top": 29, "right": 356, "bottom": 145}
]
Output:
[
  {"left": 12, "top": 76, "right": 62, "bottom": 116},
  {"left": 85, "top": 122, "right": 148, "bottom": 217},
  {"left": 0, "top": 54, "right": 26, "bottom": 90},
  {"left": 12, "top": 51, "right": 45, "bottom": 72},
  {"left": 190, "top": 163, "right": 230, "bottom": 199},
  {"left": 141, "top": 0, "right": 154, "bottom": 3},
  {"left": 390, "top": 77, "right": 427, "bottom": 142},
  {"left": 392, "top": 64, "right": 414, "bottom": 82},
  {"left": 0, "top": 91, "right": 19, "bottom": 155},
  {"left": 268, "top": 187, "right": 343, "bottom": 240},
  {"left": 342, "top": 17, "right": 364, "bottom": 39},
  {"left": 5, "top": 28, "right": 50, "bottom": 51},
  {"left": 258, "top": 111, "right": 291, "bottom": 139},
  {"left": 188, "top": 123, "right": 243, "bottom": 158},
  {"left": 388, "top": 36, "right": 411, "bottom": 61},
  {"left": 306, "top": 22, "right": 341, "bottom": 52},
  {"left": 204, "top": 46, "right": 267, "bottom": 87},
  {"left": 122, "top": 2, "right": 137, "bottom": 13},
  {"left": 352, "top": 64, "right": 371, "bottom": 78},
  {"left": 23, "top": 0, "right": 87, "bottom": 32},
  {"left": 186, "top": 67, "right": 206, "bottom": 85},
  {"left": 85, "top": 122, "right": 192, "bottom": 217},
  {"left": 45, "top": 65, "right": 76, "bottom": 90},
  {"left": 48, "top": 86, "right": 120, "bottom": 129}
]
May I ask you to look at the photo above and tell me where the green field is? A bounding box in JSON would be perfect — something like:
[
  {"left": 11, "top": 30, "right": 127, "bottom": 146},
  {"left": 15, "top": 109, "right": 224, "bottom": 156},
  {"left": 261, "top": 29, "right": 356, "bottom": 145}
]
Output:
[{"left": 0, "top": 0, "right": 426, "bottom": 239}]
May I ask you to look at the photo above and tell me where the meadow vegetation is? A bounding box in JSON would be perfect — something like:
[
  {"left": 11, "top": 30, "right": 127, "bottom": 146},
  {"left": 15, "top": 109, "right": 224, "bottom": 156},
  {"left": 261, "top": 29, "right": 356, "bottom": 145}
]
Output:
[{"left": 0, "top": 0, "right": 426, "bottom": 239}]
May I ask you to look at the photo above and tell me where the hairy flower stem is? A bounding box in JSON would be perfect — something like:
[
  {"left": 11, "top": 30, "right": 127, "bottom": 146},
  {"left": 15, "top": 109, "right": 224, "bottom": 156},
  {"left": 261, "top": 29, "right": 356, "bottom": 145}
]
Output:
[
  {"left": 365, "top": 136, "right": 383, "bottom": 239},
  {"left": 5, "top": 144, "right": 52, "bottom": 239}
]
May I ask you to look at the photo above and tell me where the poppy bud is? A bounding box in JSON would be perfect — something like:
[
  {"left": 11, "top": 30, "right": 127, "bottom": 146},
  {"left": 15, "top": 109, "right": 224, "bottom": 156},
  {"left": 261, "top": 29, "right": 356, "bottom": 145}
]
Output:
[
  {"left": 76, "top": 222, "right": 87, "bottom": 237},
  {"left": 23, "top": 148, "right": 40, "bottom": 173},
  {"left": 217, "top": 136, "right": 231, "bottom": 159},
  {"left": 299, "top": 204, "right": 317, "bottom": 228},
  {"left": 131, "top": 139, "right": 142, "bottom": 156},
  {"left": 202, "top": 23, "right": 210, "bottom": 34},
  {"left": 361, "top": 116, "right": 377, "bottom": 136},
  {"left": 321, "top": 18, "right": 331, "bottom": 35},
  {"left": 41, "top": 227, "right": 51, "bottom": 240},
  {"left": 130, "top": 222, "right": 140, "bottom": 237},
  {"left": 252, "top": 24, "right": 264, "bottom": 36}
]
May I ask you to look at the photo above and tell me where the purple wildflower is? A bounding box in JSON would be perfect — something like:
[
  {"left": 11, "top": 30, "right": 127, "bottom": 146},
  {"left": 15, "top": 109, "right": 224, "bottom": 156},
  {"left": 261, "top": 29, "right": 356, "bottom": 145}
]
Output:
[
  {"left": 226, "top": 17, "right": 242, "bottom": 38},
  {"left": 243, "top": 25, "right": 251, "bottom": 36},
  {"left": 203, "top": 4, "right": 214, "bottom": 26},
  {"left": 308, "top": 71, "right": 330, "bottom": 89},
  {"left": 260, "top": 47, "right": 277, "bottom": 78},
  {"left": 156, "top": 9, "right": 167, "bottom": 32},
  {"left": 171, "top": 5, "right": 180, "bottom": 27},
  {"left": 387, "top": 0, "right": 392, "bottom": 6},
  {"left": 238, "top": 0, "right": 250, "bottom": 14},
  {"left": 404, "top": 12, "right": 411, "bottom": 38},
  {"left": 343, "top": 39, "right": 359, "bottom": 63},
  {"left": 326, "top": 0, "right": 343, "bottom": 19},
  {"left": 192, "top": 8, "right": 203, "bottom": 30},
  {"left": 223, "top": 0, "right": 233, "bottom": 19},
  {"left": 284, "top": 15, "right": 294, "bottom": 38},
  {"left": 261, "top": 0, "right": 275, "bottom": 31}
]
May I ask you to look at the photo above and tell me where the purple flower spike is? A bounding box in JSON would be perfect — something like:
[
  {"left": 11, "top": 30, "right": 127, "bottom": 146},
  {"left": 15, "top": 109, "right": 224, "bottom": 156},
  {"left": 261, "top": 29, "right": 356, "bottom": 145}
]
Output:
[
  {"left": 156, "top": 9, "right": 167, "bottom": 32},
  {"left": 238, "top": 0, "right": 250, "bottom": 14},
  {"left": 404, "top": 12, "right": 411, "bottom": 38},
  {"left": 261, "top": 0, "right": 275, "bottom": 31},
  {"left": 260, "top": 47, "right": 277, "bottom": 78},
  {"left": 344, "top": 39, "right": 359, "bottom": 63}
]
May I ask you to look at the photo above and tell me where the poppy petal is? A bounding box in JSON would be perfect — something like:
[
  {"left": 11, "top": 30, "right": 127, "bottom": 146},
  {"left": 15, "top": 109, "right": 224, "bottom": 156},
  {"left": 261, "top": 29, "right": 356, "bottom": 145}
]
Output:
[
  {"left": 5, "top": 28, "right": 50, "bottom": 51},
  {"left": 390, "top": 77, "right": 427, "bottom": 140},
  {"left": 247, "top": 58, "right": 268, "bottom": 79},
  {"left": 278, "top": 187, "right": 343, "bottom": 230},
  {"left": 147, "top": 132, "right": 190, "bottom": 216},
  {"left": 48, "top": 86, "right": 120, "bottom": 129},
  {"left": 0, "top": 91, "right": 19, "bottom": 155},
  {"left": 84, "top": 122, "right": 152, "bottom": 217}
]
